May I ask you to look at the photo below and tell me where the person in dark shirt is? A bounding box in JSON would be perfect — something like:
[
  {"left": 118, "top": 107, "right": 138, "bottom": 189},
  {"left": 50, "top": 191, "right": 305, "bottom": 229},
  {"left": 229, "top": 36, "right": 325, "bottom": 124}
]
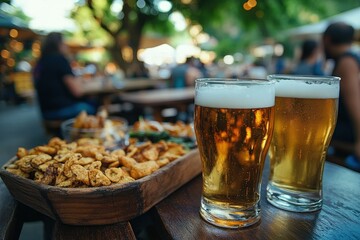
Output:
[
  {"left": 323, "top": 22, "right": 360, "bottom": 170},
  {"left": 33, "top": 32, "right": 96, "bottom": 120},
  {"left": 293, "top": 39, "right": 324, "bottom": 75},
  {"left": 170, "top": 57, "right": 202, "bottom": 88}
]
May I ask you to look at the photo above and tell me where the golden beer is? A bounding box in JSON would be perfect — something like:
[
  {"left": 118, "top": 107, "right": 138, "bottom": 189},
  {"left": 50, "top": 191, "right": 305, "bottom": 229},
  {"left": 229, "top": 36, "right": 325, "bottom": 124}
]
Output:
[
  {"left": 196, "top": 106, "right": 274, "bottom": 206},
  {"left": 269, "top": 97, "right": 338, "bottom": 191},
  {"left": 267, "top": 75, "right": 340, "bottom": 212},
  {"left": 194, "top": 79, "right": 275, "bottom": 228}
]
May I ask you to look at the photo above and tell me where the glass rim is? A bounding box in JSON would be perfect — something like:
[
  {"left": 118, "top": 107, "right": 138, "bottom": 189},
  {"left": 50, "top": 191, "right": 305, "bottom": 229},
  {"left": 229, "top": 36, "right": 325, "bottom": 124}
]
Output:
[
  {"left": 195, "top": 78, "right": 274, "bottom": 85},
  {"left": 267, "top": 74, "right": 340, "bottom": 82}
]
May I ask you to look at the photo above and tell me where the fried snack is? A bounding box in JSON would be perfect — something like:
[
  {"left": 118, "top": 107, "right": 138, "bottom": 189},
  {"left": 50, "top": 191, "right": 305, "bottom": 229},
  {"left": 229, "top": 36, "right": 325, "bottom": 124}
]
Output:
[
  {"left": 77, "top": 157, "right": 95, "bottom": 165},
  {"left": 119, "top": 156, "right": 138, "bottom": 168},
  {"left": 5, "top": 136, "right": 187, "bottom": 188},
  {"left": 71, "top": 164, "right": 90, "bottom": 185},
  {"left": 117, "top": 176, "right": 135, "bottom": 184},
  {"left": 31, "top": 154, "right": 52, "bottom": 168},
  {"left": 48, "top": 137, "right": 67, "bottom": 148},
  {"left": 34, "top": 146, "right": 57, "bottom": 156},
  {"left": 55, "top": 166, "right": 67, "bottom": 186},
  {"left": 111, "top": 149, "right": 126, "bottom": 158},
  {"left": 16, "top": 147, "right": 28, "bottom": 159},
  {"left": 16, "top": 155, "right": 36, "bottom": 173},
  {"left": 73, "top": 111, "right": 88, "bottom": 128},
  {"left": 132, "top": 119, "right": 194, "bottom": 138},
  {"left": 7, "top": 168, "right": 29, "bottom": 178},
  {"left": 89, "top": 161, "right": 102, "bottom": 170},
  {"left": 130, "top": 161, "right": 159, "bottom": 179},
  {"left": 89, "top": 169, "right": 111, "bottom": 187},
  {"left": 142, "top": 146, "right": 159, "bottom": 161},
  {"left": 105, "top": 168, "right": 125, "bottom": 183},
  {"left": 34, "top": 171, "right": 44, "bottom": 182},
  {"left": 40, "top": 164, "right": 59, "bottom": 185},
  {"left": 38, "top": 160, "right": 56, "bottom": 172},
  {"left": 108, "top": 161, "right": 120, "bottom": 168},
  {"left": 156, "top": 158, "right": 170, "bottom": 167}
]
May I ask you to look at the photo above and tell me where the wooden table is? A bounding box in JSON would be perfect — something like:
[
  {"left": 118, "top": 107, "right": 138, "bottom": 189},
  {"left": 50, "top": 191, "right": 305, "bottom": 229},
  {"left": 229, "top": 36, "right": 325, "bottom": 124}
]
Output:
[
  {"left": 120, "top": 87, "right": 195, "bottom": 121},
  {"left": 83, "top": 78, "right": 166, "bottom": 110},
  {"left": 153, "top": 160, "right": 360, "bottom": 239},
  {"left": 83, "top": 78, "right": 166, "bottom": 95},
  {"left": 1, "top": 160, "right": 360, "bottom": 239}
]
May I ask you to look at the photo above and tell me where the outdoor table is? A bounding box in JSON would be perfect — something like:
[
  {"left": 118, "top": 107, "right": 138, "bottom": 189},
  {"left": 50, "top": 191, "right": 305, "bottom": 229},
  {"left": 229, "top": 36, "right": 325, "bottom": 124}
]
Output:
[
  {"left": 153, "top": 160, "right": 360, "bottom": 239},
  {"left": 120, "top": 87, "right": 195, "bottom": 122},
  {"left": 1, "top": 159, "right": 360, "bottom": 239},
  {"left": 83, "top": 78, "right": 166, "bottom": 95},
  {"left": 83, "top": 77, "right": 166, "bottom": 110}
]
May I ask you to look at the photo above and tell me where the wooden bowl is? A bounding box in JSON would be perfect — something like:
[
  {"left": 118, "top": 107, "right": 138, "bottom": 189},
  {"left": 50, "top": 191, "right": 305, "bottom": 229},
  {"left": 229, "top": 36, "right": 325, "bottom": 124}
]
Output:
[
  {"left": 0, "top": 149, "right": 201, "bottom": 225},
  {"left": 61, "top": 117, "right": 129, "bottom": 149}
]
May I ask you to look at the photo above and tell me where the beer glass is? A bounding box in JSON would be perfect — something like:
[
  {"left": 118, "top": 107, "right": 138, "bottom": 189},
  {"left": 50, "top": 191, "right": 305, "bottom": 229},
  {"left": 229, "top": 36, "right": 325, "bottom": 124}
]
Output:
[
  {"left": 266, "top": 75, "right": 340, "bottom": 212},
  {"left": 194, "top": 78, "right": 275, "bottom": 228}
]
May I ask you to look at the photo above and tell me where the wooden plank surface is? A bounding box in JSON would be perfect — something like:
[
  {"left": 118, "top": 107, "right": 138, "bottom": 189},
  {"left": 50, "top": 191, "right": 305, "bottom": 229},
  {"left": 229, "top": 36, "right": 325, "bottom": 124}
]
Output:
[
  {"left": 154, "top": 160, "right": 360, "bottom": 239},
  {"left": 83, "top": 78, "right": 165, "bottom": 95},
  {"left": 120, "top": 87, "right": 194, "bottom": 106},
  {"left": 53, "top": 221, "right": 136, "bottom": 240}
]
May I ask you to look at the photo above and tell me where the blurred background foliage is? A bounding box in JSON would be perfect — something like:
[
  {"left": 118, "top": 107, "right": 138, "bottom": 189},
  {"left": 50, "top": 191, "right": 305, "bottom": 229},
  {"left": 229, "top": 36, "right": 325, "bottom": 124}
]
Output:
[{"left": 3, "top": 0, "right": 360, "bottom": 71}]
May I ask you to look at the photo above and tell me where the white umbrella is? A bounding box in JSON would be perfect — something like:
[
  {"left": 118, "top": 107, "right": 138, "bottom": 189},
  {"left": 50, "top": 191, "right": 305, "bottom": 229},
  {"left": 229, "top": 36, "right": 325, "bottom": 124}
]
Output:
[{"left": 286, "top": 7, "right": 360, "bottom": 38}]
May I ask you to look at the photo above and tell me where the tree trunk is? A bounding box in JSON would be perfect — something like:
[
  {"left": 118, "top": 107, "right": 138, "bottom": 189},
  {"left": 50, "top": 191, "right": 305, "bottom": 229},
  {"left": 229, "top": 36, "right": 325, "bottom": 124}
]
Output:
[{"left": 110, "top": 34, "right": 130, "bottom": 74}]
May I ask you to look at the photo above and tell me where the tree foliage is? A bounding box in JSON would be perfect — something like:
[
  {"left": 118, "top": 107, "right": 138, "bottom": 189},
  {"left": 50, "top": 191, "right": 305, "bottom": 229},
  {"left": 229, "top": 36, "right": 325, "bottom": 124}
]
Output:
[{"left": 62, "top": 0, "right": 360, "bottom": 69}]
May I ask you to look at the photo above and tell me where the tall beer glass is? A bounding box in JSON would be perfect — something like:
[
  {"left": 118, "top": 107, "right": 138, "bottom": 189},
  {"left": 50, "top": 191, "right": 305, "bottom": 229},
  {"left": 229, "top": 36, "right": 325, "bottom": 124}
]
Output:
[
  {"left": 266, "top": 75, "right": 340, "bottom": 212},
  {"left": 194, "top": 78, "right": 275, "bottom": 228}
]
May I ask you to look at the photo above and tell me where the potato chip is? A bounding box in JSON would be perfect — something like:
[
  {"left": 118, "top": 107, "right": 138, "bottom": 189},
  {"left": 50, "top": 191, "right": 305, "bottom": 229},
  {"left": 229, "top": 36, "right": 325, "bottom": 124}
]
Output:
[
  {"left": 6, "top": 134, "right": 188, "bottom": 188},
  {"left": 119, "top": 156, "right": 138, "bottom": 168},
  {"left": 156, "top": 158, "right": 170, "bottom": 167},
  {"left": 105, "top": 168, "right": 125, "bottom": 183},
  {"left": 71, "top": 164, "right": 90, "bottom": 185},
  {"left": 130, "top": 161, "right": 159, "bottom": 179},
  {"left": 16, "top": 147, "right": 28, "bottom": 159},
  {"left": 16, "top": 155, "right": 37, "bottom": 173},
  {"left": 142, "top": 146, "right": 159, "bottom": 161},
  {"left": 77, "top": 157, "right": 95, "bottom": 165},
  {"left": 31, "top": 154, "right": 52, "bottom": 168},
  {"left": 89, "top": 169, "right": 111, "bottom": 187},
  {"left": 35, "top": 146, "right": 57, "bottom": 156}
]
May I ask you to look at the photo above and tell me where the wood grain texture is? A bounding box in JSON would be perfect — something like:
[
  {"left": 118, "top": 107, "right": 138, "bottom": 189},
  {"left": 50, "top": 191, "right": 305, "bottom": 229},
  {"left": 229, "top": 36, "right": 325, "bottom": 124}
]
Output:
[
  {"left": 0, "top": 149, "right": 201, "bottom": 225},
  {"left": 53, "top": 221, "right": 136, "bottom": 240},
  {"left": 120, "top": 87, "right": 194, "bottom": 106},
  {"left": 154, "top": 160, "right": 360, "bottom": 240}
]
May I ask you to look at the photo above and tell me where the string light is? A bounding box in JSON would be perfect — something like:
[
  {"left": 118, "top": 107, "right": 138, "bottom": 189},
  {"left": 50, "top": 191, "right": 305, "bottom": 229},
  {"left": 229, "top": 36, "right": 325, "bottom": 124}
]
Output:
[
  {"left": 243, "top": 0, "right": 257, "bottom": 11},
  {"left": 1, "top": 50, "right": 10, "bottom": 59},
  {"left": 7, "top": 58, "right": 15, "bottom": 67},
  {"left": 9, "top": 29, "right": 18, "bottom": 38}
]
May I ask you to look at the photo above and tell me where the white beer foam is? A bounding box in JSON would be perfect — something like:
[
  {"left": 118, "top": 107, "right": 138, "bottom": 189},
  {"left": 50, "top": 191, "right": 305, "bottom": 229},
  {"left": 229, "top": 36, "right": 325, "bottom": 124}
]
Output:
[
  {"left": 195, "top": 84, "right": 275, "bottom": 108},
  {"left": 275, "top": 80, "right": 339, "bottom": 98}
]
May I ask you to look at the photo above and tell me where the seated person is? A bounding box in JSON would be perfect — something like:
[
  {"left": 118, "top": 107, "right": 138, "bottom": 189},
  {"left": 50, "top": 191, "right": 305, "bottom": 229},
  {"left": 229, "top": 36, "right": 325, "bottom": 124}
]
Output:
[
  {"left": 323, "top": 22, "right": 360, "bottom": 171},
  {"left": 293, "top": 39, "right": 324, "bottom": 75},
  {"left": 33, "top": 32, "right": 97, "bottom": 120}
]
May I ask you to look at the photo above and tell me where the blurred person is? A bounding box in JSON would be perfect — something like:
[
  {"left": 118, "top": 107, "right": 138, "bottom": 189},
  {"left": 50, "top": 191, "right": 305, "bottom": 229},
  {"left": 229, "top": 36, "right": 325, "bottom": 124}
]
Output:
[
  {"left": 293, "top": 39, "right": 324, "bottom": 75},
  {"left": 274, "top": 55, "right": 286, "bottom": 74},
  {"left": 248, "top": 59, "right": 267, "bottom": 79},
  {"left": 194, "top": 58, "right": 209, "bottom": 78},
  {"left": 170, "top": 57, "right": 202, "bottom": 88},
  {"left": 128, "top": 60, "right": 149, "bottom": 78},
  {"left": 323, "top": 22, "right": 360, "bottom": 170},
  {"left": 33, "top": 32, "right": 97, "bottom": 120}
]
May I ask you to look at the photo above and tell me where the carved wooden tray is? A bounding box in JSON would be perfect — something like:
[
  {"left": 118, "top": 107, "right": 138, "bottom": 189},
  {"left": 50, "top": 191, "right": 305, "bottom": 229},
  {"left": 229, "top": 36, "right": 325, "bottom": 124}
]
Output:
[{"left": 0, "top": 149, "right": 201, "bottom": 225}]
